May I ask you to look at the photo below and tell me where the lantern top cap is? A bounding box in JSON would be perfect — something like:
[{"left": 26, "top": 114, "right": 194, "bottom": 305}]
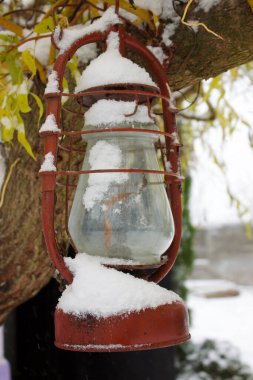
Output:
[{"left": 75, "top": 31, "right": 157, "bottom": 93}]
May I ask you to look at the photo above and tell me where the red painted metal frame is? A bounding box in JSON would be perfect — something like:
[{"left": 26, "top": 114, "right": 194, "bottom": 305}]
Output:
[
  {"left": 55, "top": 302, "right": 190, "bottom": 352},
  {"left": 41, "top": 29, "right": 182, "bottom": 285}
]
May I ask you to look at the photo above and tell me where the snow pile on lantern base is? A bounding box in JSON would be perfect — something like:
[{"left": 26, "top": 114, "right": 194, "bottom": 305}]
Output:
[{"left": 55, "top": 254, "right": 190, "bottom": 352}]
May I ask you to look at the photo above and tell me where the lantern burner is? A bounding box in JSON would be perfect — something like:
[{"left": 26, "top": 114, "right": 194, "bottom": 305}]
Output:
[{"left": 76, "top": 83, "right": 160, "bottom": 107}]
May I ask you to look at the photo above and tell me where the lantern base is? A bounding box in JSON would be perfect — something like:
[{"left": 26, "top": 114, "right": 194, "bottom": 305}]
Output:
[{"left": 54, "top": 302, "right": 190, "bottom": 352}]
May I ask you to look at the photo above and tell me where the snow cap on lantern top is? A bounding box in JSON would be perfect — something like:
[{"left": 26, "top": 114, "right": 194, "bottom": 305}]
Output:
[
  {"left": 75, "top": 31, "right": 156, "bottom": 93},
  {"left": 85, "top": 100, "right": 156, "bottom": 127}
]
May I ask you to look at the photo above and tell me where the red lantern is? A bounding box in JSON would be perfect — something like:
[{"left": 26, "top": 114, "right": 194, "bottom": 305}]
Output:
[{"left": 40, "top": 7, "right": 190, "bottom": 352}]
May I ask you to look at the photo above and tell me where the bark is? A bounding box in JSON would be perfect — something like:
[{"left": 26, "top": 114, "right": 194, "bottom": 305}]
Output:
[
  {"left": 0, "top": 0, "right": 253, "bottom": 323},
  {"left": 168, "top": 0, "right": 253, "bottom": 90}
]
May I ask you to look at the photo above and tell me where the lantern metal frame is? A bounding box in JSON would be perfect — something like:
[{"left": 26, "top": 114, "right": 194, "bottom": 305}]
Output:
[{"left": 40, "top": 23, "right": 189, "bottom": 351}]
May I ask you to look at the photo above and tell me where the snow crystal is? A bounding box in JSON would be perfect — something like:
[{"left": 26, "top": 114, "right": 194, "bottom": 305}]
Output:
[
  {"left": 18, "top": 81, "right": 28, "bottom": 94},
  {"left": 134, "top": 0, "right": 163, "bottom": 15},
  {"left": 106, "top": 30, "right": 120, "bottom": 50},
  {"left": 85, "top": 100, "right": 155, "bottom": 126},
  {"left": 119, "top": 8, "right": 138, "bottom": 23},
  {"left": 0, "top": 117, "right": 11, "bottom": 130},
  {"left": 98, "top": 256, "right": 141, "bottom": 266},
  {"left": 54, "top": 7, "right": 121, "bottom": 55},
  {"left": 75, "top": 31, "right": 156, "bottom": 93},
  {"left": 44, "top": 70, "right": 59, "bottom": 94},
  {"left": 165, "top": 161, "right": 172, "bottom": 171},
  {"left": 171, "top": 131, "right": 180, "bottom": 144},
  {"left": 196, "top": 0, "right": 221, "bottom": 12},
  {"left": 147, "top": 46, "right": 166, "bottom": 65},
  {"left": 162, "top": 18, "right": 181, "bottom": 47},
  {"left": 57, "top": 253, "right": 182, "bottom": 317},
  {"left": 62, "top": 343, "right": 125, "bottom": 350},
  {"left": 39, "top": 114, "right": 60, "bottom": 133},
  {"left": 83, "top": 140, "right": 128, "bottom": 211},
  {"left": 76, "top": 43, "right": 97, "bottom": 64},
  {"left": 39, "top": 152, "right": 56, "bottom": 172}
]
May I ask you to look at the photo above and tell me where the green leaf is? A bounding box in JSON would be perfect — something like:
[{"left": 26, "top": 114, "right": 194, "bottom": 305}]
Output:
[
  {"left": 17, "top": 94, "right": 31, "bottom": 113},
  {"left": 21, "top": 50, "right": 36, "bottom": 76},
  {"left": 244, "top": 222, "right": 253, "bottom": 240},
  {"left": 30, "top": 92, "right": 44, "bottom": 125},
  {"left": 0, "top": 33, "right": 19, "bottom": 44},
  {"left": 5, "top": 51, "right": 23, "bottom": 85},
  {"left": 18, "top": 131, "right": 36, "bottom": 160},
  {"left": 33, "top": 17, "right": 54, "bottom": 34}
]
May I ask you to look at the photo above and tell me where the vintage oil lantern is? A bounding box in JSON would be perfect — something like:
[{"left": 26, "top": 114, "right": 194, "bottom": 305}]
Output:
[{"left": 40, "top": 6, "right": 190, "bottom": 352}]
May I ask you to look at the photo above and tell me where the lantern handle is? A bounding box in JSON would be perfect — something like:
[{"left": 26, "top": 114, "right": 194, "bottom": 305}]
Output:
[{"left": 42, "top": 31, "right": 181, "bottom": 284}]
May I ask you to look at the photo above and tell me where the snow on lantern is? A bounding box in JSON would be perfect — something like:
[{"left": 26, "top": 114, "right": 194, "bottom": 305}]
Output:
[{"left": 40, "top": 7, "right": 190, "bottom": 352}]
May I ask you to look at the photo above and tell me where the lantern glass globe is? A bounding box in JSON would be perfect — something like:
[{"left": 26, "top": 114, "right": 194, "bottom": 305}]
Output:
[{"left": 68, "top": 120, "right": 174, "bottom": 265}]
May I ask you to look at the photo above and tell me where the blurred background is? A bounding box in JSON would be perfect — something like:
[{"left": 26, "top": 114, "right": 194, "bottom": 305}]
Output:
[
  {"left": 0, "top": 1, "right": 253, "bottom": 378},
  {"left": 174, "top": 64, "right": 253, "bottom": 380}
]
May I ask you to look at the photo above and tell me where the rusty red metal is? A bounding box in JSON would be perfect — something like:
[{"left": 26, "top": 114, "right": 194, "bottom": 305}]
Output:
[
  {"left": 55, "top": 302, "right": 190, "bottom": 352},
  {"left": 40, "top": 21, "right": 189, "bottom": 352}
]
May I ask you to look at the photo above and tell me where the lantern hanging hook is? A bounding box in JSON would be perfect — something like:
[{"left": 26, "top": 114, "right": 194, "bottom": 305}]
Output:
[{"left": 115, "top": 0, "right": 120, "bottom": 15}]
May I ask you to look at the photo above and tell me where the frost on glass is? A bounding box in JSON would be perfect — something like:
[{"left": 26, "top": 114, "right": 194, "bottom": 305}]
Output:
[{"left": 68, "top": 122, "right": 175, "bottom": 265}]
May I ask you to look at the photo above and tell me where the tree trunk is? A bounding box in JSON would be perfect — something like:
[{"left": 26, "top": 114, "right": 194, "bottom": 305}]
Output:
[
  {"left": 0, "top": 0, "right": 253, "bottom": 322},
  {"left": 168, "top": 0, "right": 253, "bottom": 89}
]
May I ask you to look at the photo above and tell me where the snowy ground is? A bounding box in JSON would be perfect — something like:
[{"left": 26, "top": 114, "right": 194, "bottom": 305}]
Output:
[{"left": 186, "top": 279, "right": 253, "bottom": 369}]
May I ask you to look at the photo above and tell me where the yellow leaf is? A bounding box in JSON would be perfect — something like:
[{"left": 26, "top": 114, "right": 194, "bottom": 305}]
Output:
[
  {"left": 153, "top": 14, "right": 160, "bottom": 31},
  {"left": 0, "top": 16, "right": 23, "bottom": 37},
  {"left": 230, "top": 68, "right": 238, "bottom": 80},
  {"left": 247, "top": 0, "right": 253, "bottom": 11},
  {"left": 89, "top": 0, "right": 100, "bottom": 19},
  {"left": 35, "top": 58, "right": 47, "bottom": 83},
  {"left": 21, "top": 50, "right": 36, "bottom": 76},
  {"left": 104, "top": 0, "right": 155, "bottom": 30},
  {"left": 202, "top": 77, "right": 221, "bottom": 103},
  {"left": 18, "top": 131, "right": 36, "bottom": 160},
  {"left": 70, "top": 4, "right": 89, "bottom": 25},
  {"left": 58, "top": 16, "right": 69, "bottom": 29},
  {"left": 2, "top": 126, "right": 14, "bottom": 142},
  {"left": 30, "top": 92, "right": 44, "bottom": 125},
  {"left": 42, "top": 0, "right": 67, "bottom": 20},
  {"left": 48, "top": 44, "right": 56, "bottom": 66},
  {"left": 17, "top": 94, "right": 31, "bottom": 113},
  {"left": 33, "top": 16, "right": 55, "bottom": 34}
]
